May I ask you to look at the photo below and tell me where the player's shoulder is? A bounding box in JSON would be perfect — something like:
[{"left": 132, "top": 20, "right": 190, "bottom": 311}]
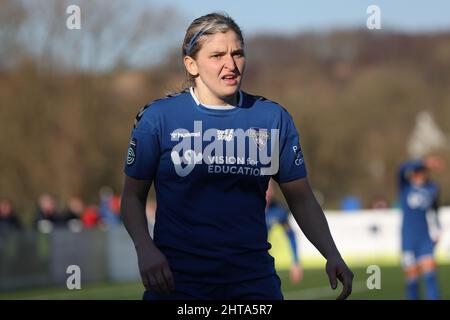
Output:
[
  {"left": 133, "top": 90, "right": 190, "bottom": 129},
  {"left": 243, "top": 92, "right": 287, "bottom": 112},
  {"left": 140, "top": 89, "right": 190, "bottom": 113},
  {"left": 243, "top": 92, "right": 295, "bottom": 126},
  {"left": 155, "top": 89, "right": 191, "bottom": 106}
]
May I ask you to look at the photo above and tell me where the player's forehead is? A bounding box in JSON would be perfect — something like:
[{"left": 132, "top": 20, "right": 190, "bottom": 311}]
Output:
[{"left": 200, "top": 30, "right": 243, "bottom": 52}]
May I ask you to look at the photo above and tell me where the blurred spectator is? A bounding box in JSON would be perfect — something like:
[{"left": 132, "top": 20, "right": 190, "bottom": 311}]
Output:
[
  {"left": 81, "top": 205, "right": 100, "bottom": 229},
  {"left": 371, "top": 196, "right": 389, "bottom": 209},
  {"left": 98, "top": 186, "right": 121, "bottom": 227},
  {"left": 64, "top": 196, "right": 84, "bottom": 220},
  {"left": 34, "top": 193, "right": 66, "bottom": 232},
  {"left": 63, "top": 196, "right": 84, "bottom": 232},
  {"left": 391, "top": 200, "right": 401, "bottom": 209},
  {"left": 0, "top": 198, "right": 22, "bottom": 232},
  {"left": 340, "top": 195, "right": 362, "bottom": 212}
]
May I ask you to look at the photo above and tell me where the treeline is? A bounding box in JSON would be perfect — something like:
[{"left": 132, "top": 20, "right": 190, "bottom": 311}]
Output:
[
  {"left": 1, "top": 2, "right": 450, "bottom": 223},
  {"left": 243, "top": 30, "right": 450, "bottom": 208}
]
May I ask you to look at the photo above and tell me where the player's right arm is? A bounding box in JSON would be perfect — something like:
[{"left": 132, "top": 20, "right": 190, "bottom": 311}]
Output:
[
  {"left": 120, "top": 103, "right": 174, "bottom": 294},
  {"left": 121, "top": 176, "right": 174, "bottom": 294},
  {"left": 398, "top": 159, "right": 425, "bottom": 189}
]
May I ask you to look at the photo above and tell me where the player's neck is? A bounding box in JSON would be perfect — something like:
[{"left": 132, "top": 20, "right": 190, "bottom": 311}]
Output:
[{"left": 193, "top": 85, "right": 238, "bottom": 106}]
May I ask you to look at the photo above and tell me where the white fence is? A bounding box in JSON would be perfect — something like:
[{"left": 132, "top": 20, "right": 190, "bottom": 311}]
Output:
[
  {"left": 2, "top": 207, "right": 450, "bottom": 291},
  {"left": 287, "top": 207, "right": 450, "bottom": 267}
]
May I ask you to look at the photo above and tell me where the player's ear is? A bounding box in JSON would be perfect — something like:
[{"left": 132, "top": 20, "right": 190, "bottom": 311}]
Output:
[{"left": 184, "top": 56, "right": 199, "bottom": 77}]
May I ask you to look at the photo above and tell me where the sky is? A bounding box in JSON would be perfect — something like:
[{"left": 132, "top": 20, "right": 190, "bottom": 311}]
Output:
[
  {"left": 151, "top": 0, "right": 450, "bottom": 35},
  {"left": 20, "top": 0, "right": 450, "bottom": 70}
]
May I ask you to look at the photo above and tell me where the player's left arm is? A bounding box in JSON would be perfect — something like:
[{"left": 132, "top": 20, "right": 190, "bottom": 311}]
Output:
[
  {"left": 430, "top": 187, "right": 442, "bottom": 244},
  {"left": 280, "top": 177, "right": 354, "bottom": 300}
]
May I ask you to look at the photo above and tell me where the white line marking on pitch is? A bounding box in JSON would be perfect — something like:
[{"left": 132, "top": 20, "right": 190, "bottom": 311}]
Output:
[{"left": 284, "top": 280, "right": 368, "bottom": 300}]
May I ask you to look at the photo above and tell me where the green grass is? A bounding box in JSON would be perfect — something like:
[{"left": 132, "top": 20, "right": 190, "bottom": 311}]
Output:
[
  {"left": 282, "top": 263, "right": 450, "bottom": 300},
  {"left": 1, "top": 263, "right": 450, "bottom": 300}
]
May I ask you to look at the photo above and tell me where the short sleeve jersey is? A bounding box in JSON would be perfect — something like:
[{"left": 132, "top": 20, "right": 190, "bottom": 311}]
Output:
[{"left": 124, "top": 89, "right": 307, "bottom": 283}]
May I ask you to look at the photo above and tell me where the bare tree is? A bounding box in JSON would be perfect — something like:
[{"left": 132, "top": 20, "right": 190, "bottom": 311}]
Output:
[{"left": 13, "top": 0, "right": 183, "bottom": 72}]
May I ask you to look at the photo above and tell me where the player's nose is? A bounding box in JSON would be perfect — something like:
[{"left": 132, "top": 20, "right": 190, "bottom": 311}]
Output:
[{"left": 223, "top": 54, "right": 237, "bottom": 70}]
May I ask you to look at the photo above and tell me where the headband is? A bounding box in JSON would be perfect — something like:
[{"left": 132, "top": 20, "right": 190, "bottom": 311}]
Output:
[{"left": 186, "top": 25, "right": 213, "bottom": 55}]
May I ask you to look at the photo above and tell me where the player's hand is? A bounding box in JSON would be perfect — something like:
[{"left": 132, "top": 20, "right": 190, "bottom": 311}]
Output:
[
  {"left": 289, "top": 263, "right": 304, "bottom": 283},
  {"left": 136, "top": 246, "right": 175, "bottom": 294},
  {"left": 326, "top": 255, "right": 353, "bottom": 300},
  {"left": 424, "top": 155, "right": 445, "bottom": 171}
]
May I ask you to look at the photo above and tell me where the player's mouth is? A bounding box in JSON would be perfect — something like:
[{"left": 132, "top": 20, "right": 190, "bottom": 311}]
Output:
[{"left": 221, "top": 74, "right": 239, "bottom": 86}]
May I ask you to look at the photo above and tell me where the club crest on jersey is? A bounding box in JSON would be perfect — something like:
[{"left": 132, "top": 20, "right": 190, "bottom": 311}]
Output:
[
  {"left": 248, "top": 128, "right": 270, "bottom": 150},
  {"left": 127, "top": 138, "right": 137, "bottom": 166}
]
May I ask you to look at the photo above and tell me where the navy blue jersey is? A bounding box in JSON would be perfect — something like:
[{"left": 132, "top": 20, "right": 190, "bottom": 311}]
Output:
[
  {"left": 398, "top": 160, "right": 438, "bottom": 249},
  {"left": 124, "top": 89, "right": 307, "bottom": 284}
]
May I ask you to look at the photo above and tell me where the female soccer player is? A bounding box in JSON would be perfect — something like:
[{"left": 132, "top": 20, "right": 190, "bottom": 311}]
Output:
[
  {"left": 398, "top": 156, "right": 443, "bottom": 300},
  {"left": 121, "top": 12, "right": 353, "bottom": 300}
]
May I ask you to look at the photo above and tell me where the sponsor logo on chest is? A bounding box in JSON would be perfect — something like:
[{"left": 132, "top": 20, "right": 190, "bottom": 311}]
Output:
[{"left": 169, "top": 121, "right": 279, "bottom": 177}]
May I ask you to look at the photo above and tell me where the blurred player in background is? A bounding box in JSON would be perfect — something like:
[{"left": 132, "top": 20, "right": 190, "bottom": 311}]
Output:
[
  {"left": 398, "top": 155, "right": 444, "bottom": 300},
  {"left": 266, "top": 179, "right": 303, "bottom": 283}
]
